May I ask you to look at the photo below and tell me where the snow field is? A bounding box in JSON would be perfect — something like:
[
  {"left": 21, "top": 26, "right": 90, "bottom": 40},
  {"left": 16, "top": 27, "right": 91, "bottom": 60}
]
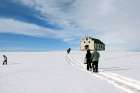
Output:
[
  {"left": 0, "top": 51, "right": 140, "bottom": 93},
  {"left": 67, "top": 51, "right": 140, "bottom": 93}
]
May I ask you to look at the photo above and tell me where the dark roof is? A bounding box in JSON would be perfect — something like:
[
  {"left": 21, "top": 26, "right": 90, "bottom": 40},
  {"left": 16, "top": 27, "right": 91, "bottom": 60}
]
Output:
[{"left": 89, "top": 37, "right": 105, "bottom": 45}]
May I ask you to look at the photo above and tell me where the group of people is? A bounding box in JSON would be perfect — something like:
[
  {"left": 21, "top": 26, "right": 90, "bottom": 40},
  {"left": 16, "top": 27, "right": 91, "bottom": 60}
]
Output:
[
  {"left": 2, "top": 48, "right": 99, "bottom": 72},
  {"left": 85, "top": 49, "right": 100, "bottom": 72},
  {"left": 66, "top": 47, "right": 100, "bottom": 72}
]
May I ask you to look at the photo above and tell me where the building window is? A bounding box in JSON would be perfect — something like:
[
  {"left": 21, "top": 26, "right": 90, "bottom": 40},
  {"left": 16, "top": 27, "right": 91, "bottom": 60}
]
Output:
[
  {"left": 94, "top": 44, "right": 97, "bottom": 49},
  {"left": 97, "top": 44, "right": 99, "bottom": 48}
]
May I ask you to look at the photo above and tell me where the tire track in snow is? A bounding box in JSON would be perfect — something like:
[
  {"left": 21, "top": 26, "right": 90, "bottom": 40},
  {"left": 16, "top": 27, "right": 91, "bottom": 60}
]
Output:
[{"left": 65, "top": 54, "right": 140, "bottom": 93}]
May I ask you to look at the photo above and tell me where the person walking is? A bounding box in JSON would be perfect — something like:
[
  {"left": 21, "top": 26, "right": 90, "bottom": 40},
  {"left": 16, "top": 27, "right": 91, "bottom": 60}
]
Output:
[
  {"left": 85, "top": 49, "right": 92, "bottom": 71},
  {"left": 67, "top": 48, "right": 71, "bottom": 54},
  {"left": 91, "top": 49, "right": 100, "bottom": 72},
  {"left": 3, "top": 55, "right": 7, "bottom": 65}
]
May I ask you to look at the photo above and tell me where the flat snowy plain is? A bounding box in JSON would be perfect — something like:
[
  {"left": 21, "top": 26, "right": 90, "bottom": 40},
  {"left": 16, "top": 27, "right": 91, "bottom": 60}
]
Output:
[{"left": 0, "top": 51, "right": 140, "bottom": 93}]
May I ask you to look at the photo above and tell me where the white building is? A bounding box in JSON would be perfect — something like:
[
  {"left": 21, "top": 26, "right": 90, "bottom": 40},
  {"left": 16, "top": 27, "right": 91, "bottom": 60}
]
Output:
[{"left": 80, "top": 36, "right": 105, "bottom": 51}]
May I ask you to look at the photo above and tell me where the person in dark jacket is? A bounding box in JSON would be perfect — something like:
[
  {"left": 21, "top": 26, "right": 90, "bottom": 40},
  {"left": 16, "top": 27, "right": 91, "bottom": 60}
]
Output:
[
  {"left": 86, "top": 49, "right": 92, "bottom": 71},
  {"left": 67, "top": 48, "right": 71, "bottom": 54},
  {"left": 3, "top": 55, "right": 7, "bottom": 65}
]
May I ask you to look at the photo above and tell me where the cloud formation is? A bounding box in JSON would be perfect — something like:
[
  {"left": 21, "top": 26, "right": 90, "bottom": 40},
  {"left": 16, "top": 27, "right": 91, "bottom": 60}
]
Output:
[
  {"left": 0, "top": 0, "right": 61, "bottom": 29},
  {"left": 0, "top": 0, "right": 140, "bottom": 51}
]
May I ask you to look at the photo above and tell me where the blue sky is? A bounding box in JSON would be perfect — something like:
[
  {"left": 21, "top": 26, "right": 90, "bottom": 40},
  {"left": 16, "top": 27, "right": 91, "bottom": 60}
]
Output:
[
  {"left": 0, "top": 0, "right": 140, "bottom": 51},
  {"left": 0, "top": 0, "right": 71, "bottom": 51},
  {"left": 0, "top": 33, "right": 71, "bottom": 51}
]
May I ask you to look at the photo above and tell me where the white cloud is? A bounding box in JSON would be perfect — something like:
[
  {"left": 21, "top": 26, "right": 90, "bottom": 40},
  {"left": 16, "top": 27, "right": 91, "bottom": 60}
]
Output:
[
  {"left": 0, "top": 18, "right": 86, "bottom": 43},
  {"left": 0, "top": 18, "right": 55, "bottom": 37}
]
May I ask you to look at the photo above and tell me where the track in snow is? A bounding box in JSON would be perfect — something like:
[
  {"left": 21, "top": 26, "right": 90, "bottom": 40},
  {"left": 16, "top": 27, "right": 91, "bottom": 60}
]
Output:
[{"left": 65, "top": 54, "right": 140, "bottom": 93}]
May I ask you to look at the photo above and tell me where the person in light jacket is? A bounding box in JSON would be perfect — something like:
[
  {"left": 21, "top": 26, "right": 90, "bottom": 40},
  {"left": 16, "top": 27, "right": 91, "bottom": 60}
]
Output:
[{"left": 91, "top": 49, "right": 100, "bottom": 72}]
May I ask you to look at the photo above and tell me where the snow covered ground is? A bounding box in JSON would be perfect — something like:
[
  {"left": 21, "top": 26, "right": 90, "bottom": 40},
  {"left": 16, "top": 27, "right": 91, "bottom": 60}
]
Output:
[{"left": 0, "top": 51, "right": 140, "bottom": 93}]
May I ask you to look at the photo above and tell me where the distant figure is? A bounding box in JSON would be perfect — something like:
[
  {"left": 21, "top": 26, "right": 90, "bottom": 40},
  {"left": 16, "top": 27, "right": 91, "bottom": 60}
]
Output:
[
  {"left": 85, "top": 49, "right": 92, "bottom": 71},
  {"left": 91, "top": 49, "right": 100, "bottom": 72},
  {"left": 67, "top": 48, "right": 71, "bottom": 54},
  {"left": 3, "top": 55, "right": 7, "bottom": 65}
]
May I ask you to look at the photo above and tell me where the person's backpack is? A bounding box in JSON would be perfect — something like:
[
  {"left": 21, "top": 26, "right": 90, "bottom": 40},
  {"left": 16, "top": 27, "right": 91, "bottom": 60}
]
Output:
[{"left": 84, "top": 56, "right": 87, "bottom": 64}]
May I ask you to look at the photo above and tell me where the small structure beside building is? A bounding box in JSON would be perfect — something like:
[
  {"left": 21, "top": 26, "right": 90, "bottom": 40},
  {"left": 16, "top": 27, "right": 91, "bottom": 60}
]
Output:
[{"left": 80, "top": 36, "right": 105, "bottom": 51}]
